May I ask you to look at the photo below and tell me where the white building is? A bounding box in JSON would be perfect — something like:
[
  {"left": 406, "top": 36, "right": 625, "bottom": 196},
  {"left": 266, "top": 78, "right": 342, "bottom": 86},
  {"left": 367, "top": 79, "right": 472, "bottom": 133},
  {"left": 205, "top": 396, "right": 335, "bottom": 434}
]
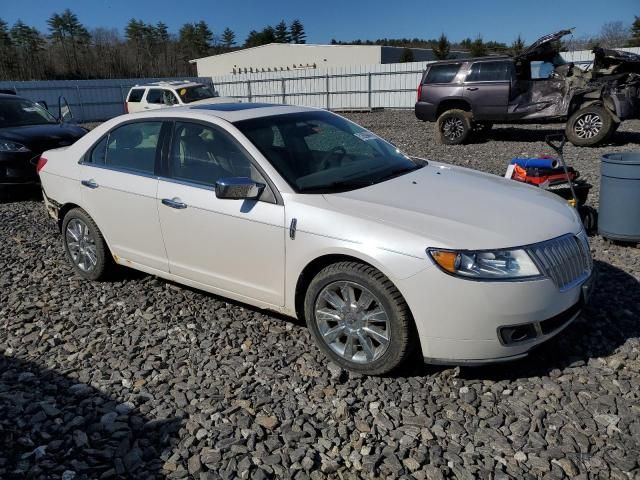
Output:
[{"left": 191, "top": 43, "right": 467, "bottom": 77}]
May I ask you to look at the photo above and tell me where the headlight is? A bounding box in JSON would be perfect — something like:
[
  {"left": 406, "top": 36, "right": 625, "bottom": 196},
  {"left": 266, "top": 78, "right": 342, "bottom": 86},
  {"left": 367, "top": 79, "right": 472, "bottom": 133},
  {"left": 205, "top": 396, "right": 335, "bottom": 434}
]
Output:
[
  {"left": 0, "top": 140, "right": 30, "bottom": 153},
  {"left": 428, "top": 248, "right": 541, "bottom": 280}
]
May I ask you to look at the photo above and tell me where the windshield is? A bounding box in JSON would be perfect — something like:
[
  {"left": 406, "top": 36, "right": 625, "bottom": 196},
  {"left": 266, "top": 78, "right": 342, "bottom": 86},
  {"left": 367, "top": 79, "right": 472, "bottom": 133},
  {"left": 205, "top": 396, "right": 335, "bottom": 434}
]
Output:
[
  {"left": 177, "top": 85, "right": 217, "bottom": 103},
  {"left": 0, "top": 97, "right": 57, "bottom": 128},
  {"left": 235, "top": 111, "right": 423, "bottom": 193}
]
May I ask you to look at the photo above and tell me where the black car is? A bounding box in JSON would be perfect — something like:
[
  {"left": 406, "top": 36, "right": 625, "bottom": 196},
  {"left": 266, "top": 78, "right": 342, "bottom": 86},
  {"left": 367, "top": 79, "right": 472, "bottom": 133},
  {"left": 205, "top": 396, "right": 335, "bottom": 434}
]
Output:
[{"left": 0, "top": 93, "right": 87, "bottom": 193}]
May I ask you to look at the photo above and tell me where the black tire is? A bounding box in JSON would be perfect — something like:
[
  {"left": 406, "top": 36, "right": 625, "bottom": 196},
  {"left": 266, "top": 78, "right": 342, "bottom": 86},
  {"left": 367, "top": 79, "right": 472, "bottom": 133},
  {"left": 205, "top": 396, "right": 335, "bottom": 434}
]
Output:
[
  {"left": 304, "top": 261, "right": 417, "bottom": 375},
  {"left": 565, "top": 105, "right": 613, "bottom": 147},
  {"left": 61, "top": 208, "right": 112, "bottom": 281},
  {"left": 436, "top": 109, "right": 472, "bottom": 145},
  {"left": 578, "top": 205, "right": 598, "bottom": 236}
]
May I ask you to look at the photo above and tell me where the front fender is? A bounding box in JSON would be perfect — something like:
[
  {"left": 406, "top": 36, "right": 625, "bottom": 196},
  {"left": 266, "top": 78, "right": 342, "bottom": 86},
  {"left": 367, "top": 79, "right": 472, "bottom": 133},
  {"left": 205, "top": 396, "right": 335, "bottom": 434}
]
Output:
[{"left": 284, "top": 230, "right": 430, "bottom": 315}]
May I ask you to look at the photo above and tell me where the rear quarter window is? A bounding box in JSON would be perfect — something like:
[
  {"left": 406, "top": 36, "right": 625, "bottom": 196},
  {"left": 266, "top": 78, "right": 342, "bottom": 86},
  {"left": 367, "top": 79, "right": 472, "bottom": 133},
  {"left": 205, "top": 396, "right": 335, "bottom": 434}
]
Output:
[
  {"left": 423, "top": 63, "right": 462, "bottom": 84},
  {"left": 466, "top": 61, "right": 513, "bottom": 82},
  {"left": 127, "top": 89, "right": 145, "bottom": 102}
]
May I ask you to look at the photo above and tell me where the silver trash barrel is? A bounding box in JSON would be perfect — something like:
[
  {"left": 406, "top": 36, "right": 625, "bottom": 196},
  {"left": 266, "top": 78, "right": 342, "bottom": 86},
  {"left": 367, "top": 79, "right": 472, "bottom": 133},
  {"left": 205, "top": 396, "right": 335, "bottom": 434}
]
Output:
[{"left": 598, "top": 153, "right": 640, "bottom": 242}]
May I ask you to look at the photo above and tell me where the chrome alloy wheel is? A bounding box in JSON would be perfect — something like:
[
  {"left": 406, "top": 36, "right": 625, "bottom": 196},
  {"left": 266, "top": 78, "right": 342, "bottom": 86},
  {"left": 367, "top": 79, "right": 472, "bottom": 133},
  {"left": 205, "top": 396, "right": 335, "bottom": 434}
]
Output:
[
  {"left": 65, "top": 218, "right": 97, "bottom": 272},
  {"left": 574, "top": 113, "right": 603, "bottom": 139},
  {"left": 442, "top": 117, "right": 465, "bottom": 140},
  {"left": 314, "top": 281, "right": 390, "bottom": 364}
]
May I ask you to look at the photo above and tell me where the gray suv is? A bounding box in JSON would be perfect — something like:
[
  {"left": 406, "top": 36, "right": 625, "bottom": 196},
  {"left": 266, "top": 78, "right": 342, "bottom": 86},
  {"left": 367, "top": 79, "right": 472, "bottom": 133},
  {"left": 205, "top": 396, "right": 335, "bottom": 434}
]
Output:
[{"left": 415, "top": 30, "right": 640, "bottom": 146}]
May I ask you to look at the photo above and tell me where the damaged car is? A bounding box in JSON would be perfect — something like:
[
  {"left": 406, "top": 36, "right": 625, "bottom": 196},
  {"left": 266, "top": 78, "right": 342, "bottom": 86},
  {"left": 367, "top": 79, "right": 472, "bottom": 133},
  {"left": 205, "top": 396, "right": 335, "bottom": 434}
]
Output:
[{"left": 415, "top": 30, "right": 640, "bottom": 146}]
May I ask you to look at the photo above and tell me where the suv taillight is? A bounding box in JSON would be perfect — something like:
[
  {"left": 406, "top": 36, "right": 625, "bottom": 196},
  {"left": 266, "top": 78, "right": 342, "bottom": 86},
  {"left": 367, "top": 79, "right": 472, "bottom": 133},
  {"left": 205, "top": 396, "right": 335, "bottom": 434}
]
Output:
[
  {"left": 417, "top": 83, "right": 423, "bottom": 102},
  {"left": 124, "top": 102, "right": 128, "bottom": 113},
  {"left": 36, "top": 156, "right": 48, "bottom": 173}
]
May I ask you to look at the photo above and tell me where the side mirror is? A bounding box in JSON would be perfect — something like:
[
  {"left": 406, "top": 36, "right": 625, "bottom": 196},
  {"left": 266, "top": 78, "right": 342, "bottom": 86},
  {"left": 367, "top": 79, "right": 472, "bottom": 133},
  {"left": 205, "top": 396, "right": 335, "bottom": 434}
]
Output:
[
  {"left": 215, "top": 177, "right": 265, "bottom": 200},
  {"left": 37, "top": 100, "right": 48, "bottom": 110},
  {"left": 58, "top": 96, "right": 73, "bottom": 123}
]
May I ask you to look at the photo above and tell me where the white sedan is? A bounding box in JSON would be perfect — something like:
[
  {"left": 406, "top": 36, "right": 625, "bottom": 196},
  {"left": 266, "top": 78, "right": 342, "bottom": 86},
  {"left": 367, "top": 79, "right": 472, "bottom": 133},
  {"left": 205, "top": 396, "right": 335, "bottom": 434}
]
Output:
[{"left": 37, "top": 103, "right": 593, "bottom": 375}]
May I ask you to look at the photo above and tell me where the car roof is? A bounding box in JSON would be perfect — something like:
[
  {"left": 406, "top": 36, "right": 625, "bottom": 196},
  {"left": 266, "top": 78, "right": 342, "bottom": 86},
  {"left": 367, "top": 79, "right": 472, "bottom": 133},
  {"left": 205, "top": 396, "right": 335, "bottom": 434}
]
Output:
[
  {"left": 429, "top": 55, "right": 512, "bottom": 65},
  {"left": 131, "top": 81, "right": 204, "bottom": 89},
  {"left": 122, "top": 103, "right": 318, "bottom": 123}
]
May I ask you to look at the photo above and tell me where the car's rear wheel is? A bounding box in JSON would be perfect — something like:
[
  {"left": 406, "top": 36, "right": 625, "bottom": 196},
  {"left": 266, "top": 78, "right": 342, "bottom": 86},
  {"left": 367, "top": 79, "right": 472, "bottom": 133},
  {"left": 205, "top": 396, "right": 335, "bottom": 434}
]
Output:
[
  {"left": 565, "top": 105, "right": 613, "bottom": 147},
  {"left": 62, "top": 208, "right": 111, "bottom": 281},
  {"left": 304, "top": 261, "right": 417, "bottom": 375},
  {"left": 436, "top": 109, "right": 472, "bottom": 145}
]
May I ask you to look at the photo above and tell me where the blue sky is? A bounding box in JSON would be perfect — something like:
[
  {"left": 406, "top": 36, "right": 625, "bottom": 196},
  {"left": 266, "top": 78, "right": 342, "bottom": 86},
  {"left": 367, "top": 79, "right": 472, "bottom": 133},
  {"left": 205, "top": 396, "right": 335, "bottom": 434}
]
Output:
[{"left": 1, "top": 0, "right": 637, "bottom": 45}]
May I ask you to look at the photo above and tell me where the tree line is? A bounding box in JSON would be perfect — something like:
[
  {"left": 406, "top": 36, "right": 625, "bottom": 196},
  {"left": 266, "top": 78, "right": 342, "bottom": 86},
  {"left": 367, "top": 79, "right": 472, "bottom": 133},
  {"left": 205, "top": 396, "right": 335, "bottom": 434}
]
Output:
[
  {"left": 0, "top": 10, "right": 307, "bottom": 81},
  {"left": 334, "top": 17, "right": 640, "bottom": 62}
]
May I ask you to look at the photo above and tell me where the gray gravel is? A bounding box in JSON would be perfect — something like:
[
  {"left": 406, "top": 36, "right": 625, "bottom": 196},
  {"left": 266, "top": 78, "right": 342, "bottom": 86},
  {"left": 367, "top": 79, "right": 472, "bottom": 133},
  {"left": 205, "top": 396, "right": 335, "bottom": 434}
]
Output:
[{"left": 2, "top": 111, "right": 640, "bottom": 479}]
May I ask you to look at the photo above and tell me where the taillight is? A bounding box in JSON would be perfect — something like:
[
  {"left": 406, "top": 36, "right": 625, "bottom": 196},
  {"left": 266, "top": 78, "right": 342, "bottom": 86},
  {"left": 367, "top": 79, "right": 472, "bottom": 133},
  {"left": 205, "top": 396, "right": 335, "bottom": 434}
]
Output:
[
  {"left": 124, "top": 102, "right": 128, "bottom": 113},
  {"left": 36, "top": 156, "right": 48, "bottom": 173},
  {"left": 417, "top": 83, "right": 423, "bottom": 102}
]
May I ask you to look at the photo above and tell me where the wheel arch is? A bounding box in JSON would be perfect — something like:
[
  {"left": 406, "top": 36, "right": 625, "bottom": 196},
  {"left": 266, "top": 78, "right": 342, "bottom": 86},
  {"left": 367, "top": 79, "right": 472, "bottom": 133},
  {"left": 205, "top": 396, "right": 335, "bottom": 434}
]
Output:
[
  {"left": 436, "top": 98, "right": 472, "bottom": 118},
  {"left": 58, "top": 203, "right": 116, "bottom": 262},
  {"left": 57, "top": 202, "right": 82, "bottom": 231},
  {"left": 294, "top": 253, "right": 411, "bottom": 323}
]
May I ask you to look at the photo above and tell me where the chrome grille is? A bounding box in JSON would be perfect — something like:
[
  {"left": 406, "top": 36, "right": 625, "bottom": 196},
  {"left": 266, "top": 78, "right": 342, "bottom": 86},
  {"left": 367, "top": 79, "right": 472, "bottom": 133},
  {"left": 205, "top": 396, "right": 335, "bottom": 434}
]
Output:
[{"left": 527, "top": 233, "right": 592, "bottom": 291}]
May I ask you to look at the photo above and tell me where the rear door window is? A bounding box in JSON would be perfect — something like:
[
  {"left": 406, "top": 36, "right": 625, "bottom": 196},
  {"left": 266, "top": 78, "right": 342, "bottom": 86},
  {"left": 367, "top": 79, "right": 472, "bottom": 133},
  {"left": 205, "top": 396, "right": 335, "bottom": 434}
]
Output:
[
  {"left": 466, "top": 61, "right": 513, "bottom": 82},
  {"left": 145, "top": 89, "right": 164, "bottom": 104},
  {"left": 423, "top": 63, "right": 462, "bottom": 84},
  {"left": 127, "top": 88, "right": 145, "bottom": 102},
  {"left": 85, "top": 122, "right": 162, "bottom": 175}
]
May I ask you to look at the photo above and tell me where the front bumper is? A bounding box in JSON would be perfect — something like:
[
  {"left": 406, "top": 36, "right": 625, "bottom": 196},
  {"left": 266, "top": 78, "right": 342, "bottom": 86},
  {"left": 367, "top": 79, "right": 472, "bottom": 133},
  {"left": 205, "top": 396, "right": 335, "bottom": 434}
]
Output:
[{"left": 397, "top": 265, "right": 595, "bottom": 365}]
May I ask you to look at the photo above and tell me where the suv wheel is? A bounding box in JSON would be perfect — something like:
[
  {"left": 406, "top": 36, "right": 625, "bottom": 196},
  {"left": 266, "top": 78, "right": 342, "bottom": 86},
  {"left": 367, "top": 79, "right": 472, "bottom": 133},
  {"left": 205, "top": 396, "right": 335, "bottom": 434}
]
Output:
[
  {"left": 566, "top": 105, "right": 613, "bottom": 147},
  {"left": 436, "top": 110, "right": 472, "bottom": 145},
  {"left": 304, "top": 261, "right": 417, "bottom": 375}
]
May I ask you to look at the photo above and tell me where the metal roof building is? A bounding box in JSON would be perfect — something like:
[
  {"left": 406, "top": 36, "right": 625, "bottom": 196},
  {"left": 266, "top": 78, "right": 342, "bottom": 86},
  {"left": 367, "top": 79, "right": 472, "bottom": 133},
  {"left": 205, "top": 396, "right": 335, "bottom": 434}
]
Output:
[{"left": 191, "top": 43, "right": 467, "bottom": 77}]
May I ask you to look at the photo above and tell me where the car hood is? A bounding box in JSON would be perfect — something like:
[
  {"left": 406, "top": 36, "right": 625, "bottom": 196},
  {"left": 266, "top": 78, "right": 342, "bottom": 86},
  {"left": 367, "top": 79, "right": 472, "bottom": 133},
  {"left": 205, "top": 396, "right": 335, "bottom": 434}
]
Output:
[
  {"left": 0, "top": 123, "right": 87, "bottom": 153},
  {"left": 323, "top": 162, "right": 581, "bottom": 252},
  {"left": 516, "top": 29, "right": 573, "bottom": 62}
]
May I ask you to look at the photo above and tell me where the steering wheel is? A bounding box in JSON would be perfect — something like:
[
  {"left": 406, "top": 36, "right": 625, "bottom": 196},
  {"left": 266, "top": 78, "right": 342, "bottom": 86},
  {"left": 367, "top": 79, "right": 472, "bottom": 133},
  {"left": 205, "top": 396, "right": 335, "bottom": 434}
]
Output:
[{"left": 319, "top": 146, "right": 347, "bottom": 170}]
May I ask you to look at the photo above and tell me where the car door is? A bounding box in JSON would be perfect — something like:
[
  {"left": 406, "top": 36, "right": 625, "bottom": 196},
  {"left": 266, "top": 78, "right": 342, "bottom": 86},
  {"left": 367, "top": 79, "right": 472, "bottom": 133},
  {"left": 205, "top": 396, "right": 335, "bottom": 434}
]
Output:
[
  {"left": 463, "top": 60, "right": 513, "bottom": 120},
  {"left": 156, "top": 120, "right": 285, "bottom": 306},
  {"left": 143, "top": 89, "right": 166, "bottom": 110},
  {"left": 79, "top": 120, "right": 169, "bottom": 272}
]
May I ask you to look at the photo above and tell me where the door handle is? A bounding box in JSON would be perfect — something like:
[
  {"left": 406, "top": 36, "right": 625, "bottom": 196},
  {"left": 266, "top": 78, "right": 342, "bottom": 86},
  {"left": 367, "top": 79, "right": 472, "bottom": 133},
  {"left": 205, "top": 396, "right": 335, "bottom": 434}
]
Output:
[
  {"left": 162, "top": 198, "right": 187, "bottom": 209},
  {"left": 81, "top": 179, "right": 98, "bottom": 189},
  {"left": 466, "top": 87, "right": 479, "bottom": 91}
]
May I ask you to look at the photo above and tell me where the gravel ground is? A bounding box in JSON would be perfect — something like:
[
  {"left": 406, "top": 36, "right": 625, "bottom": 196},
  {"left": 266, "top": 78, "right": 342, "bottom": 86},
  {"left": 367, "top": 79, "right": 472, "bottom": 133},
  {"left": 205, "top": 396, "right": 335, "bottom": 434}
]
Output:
[{"left": 1, "top": 111, "right": 639, "bottom": 480}]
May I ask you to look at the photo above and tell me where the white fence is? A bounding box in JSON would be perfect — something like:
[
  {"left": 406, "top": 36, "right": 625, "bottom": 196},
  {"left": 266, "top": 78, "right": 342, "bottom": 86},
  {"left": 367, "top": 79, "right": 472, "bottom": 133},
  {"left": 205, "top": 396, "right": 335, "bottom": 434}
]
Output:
[{"left": 212, "top": 48, "right": 640, "bottom": 111}]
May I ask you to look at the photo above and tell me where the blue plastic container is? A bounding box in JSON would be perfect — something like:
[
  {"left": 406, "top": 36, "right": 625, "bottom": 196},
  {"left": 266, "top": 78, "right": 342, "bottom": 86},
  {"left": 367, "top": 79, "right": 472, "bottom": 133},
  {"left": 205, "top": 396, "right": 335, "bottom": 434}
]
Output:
[{"left": 598, "top": 153, "right": 640, "bottom": 242}]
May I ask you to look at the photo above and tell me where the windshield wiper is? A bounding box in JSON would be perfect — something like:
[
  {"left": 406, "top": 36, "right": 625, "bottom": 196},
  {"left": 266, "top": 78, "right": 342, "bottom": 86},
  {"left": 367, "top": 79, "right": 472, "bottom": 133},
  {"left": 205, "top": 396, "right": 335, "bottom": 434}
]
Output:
[{"left": 373, "top": 164, "right": 423, "bottom": 184}]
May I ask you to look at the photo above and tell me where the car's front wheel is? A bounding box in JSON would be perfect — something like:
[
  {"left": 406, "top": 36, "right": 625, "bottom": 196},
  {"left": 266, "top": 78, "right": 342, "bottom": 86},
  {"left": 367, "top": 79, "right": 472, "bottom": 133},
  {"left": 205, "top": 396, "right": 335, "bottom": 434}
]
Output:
[
  {"left": 436, "top": 109, "right": 472, "bottom": 145},
  {"left": 61, "top": 208, "right": 111, "bottom": 281},
  {"left": 304, "top": 261, "right": 417, "bottom": 375},
  {"left": 565, "top": 105, "right": 613, "bottom": 146}
]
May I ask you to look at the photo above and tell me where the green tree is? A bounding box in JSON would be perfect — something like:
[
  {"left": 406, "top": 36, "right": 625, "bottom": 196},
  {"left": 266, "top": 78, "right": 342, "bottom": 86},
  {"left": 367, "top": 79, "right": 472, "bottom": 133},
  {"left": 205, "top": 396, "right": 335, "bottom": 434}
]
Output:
[
  {"left": 222, "top": 27, "right": 236, "bottom": 49},
  {"left": 432, "top": 33, "right": 450, "bottom": 60},
  {"left": 510, "top": 35, "right": 525, "bottom": 56},
  {"left": 47, "top": 9, "right": 90, "bottom": 75},
  {"left": 469, "top": 36, "right": 487, "bottom": 57},
  {"left": 274, "top": 20, "right": 290, "bottom": 43},
  {"left": 632, "top": 16, "right": 640, "bottom": 46},
  {"left": 290, "top": 19, "right": 306, "bottom": 44},
  {"left": 0, "top": 18, "right": 17, "bottom": 79},
  {"left": 244, "top": 26, "right": 276, "bottom": 48},
  {"left": 11, "top": 20, "right": 46, "bottom": 79}
]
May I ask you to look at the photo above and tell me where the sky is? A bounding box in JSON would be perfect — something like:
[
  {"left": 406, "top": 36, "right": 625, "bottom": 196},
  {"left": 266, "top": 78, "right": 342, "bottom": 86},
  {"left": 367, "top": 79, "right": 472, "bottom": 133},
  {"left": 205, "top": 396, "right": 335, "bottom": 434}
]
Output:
[{"left": 1, "top": 0, "right": 637, "bottom": 45}]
